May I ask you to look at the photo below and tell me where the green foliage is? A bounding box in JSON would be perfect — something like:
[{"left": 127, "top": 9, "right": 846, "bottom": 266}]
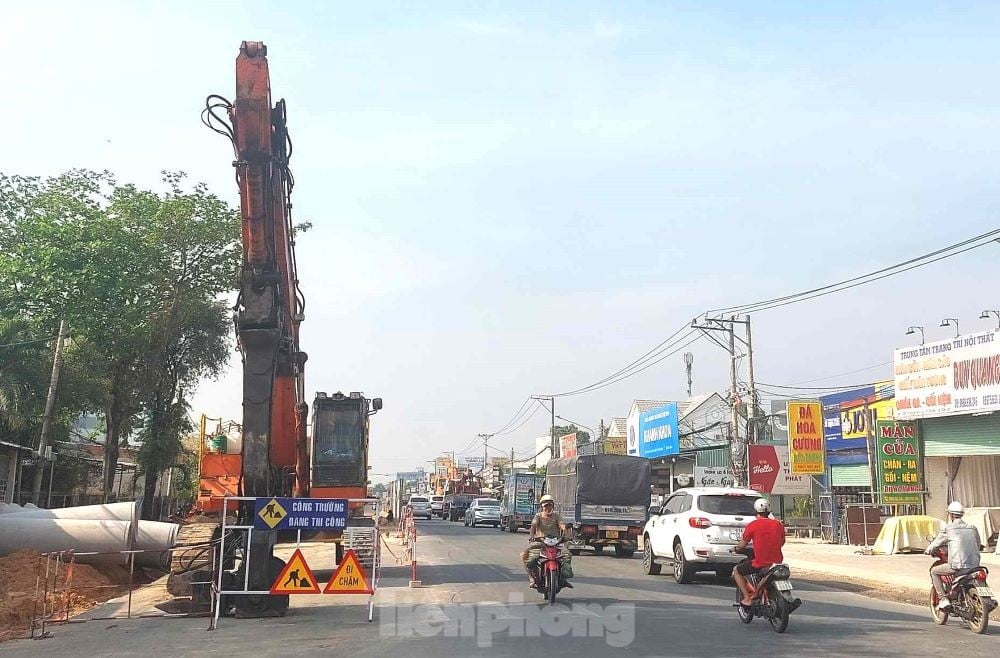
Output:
[
  {"left": 791, "top": 496, "right": 815, "bottom": 518},
  {"left": 0, "top": 170, "right": 240, "bottom": 501},
  {"left": 551, "top": 424, "right": 591, "bottom": 446}
]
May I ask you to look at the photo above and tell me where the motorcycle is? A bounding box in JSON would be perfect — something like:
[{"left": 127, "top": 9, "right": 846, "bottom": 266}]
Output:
[
  {"left": 731, "top": 547, "right": 802, "bottom": 634},
  {"left": 928, "top": 547, "right": 996, "bottom": 634},
  {"left": 530, "top": 536, "right": 571, "bottom": 604}
]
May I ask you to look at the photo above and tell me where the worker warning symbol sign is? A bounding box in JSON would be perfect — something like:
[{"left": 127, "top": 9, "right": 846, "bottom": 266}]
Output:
[
  {"left": 257, "top": 497, "right": 288, "bottom": 529},
  {"left": 324, "top": 549, "right": 373, "bottom": 594},
  {"left": 270, "top": 549, "right": 321, "bottom": 594}
]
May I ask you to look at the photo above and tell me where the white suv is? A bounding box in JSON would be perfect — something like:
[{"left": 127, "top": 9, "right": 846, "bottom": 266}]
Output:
[{"left": 642, "top": 487, "right": 763, "bottom": 583}]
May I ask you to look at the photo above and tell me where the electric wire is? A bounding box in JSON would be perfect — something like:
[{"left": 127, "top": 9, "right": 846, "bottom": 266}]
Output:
[{"left": 707, "top": 228, "right": 1000, "bottom": 316}]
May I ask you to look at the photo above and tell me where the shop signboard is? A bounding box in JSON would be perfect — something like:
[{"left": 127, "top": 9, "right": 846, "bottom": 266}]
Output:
[
  {"left": 787, "top": 401, "right": 825, "bottom": 474},
  {"left": 604, "top": 437, "right": 626, "bottom": 455},
  {"left": 875, "top": 420, "right": 922, "bottom": 504},
  {"left": 559, "top": 433, "right": 578, "bottom": 458},
  {"left": 895, "top": 328, "right": 1000, "bottom": 419},
  {"left": 637, "top": 403, "right": 680, "bottom": 459},
  {"left": 693, "top": 465, "right": 736, "bottom": 488},
  {"left": 747, "top": 444, "right": 811, "bottom": 495}
]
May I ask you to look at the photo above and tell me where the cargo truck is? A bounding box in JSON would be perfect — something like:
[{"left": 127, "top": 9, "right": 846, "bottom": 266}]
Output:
[
  {"left": 498, "top": 473, "right": 544, "bottom": 533},
  {"left": 546, "top": 454, "right": 651, "bottom": 557}
]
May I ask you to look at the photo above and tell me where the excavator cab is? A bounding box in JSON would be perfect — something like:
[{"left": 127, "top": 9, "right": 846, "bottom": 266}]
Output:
[{"left": 310, "top": 391, "right": 381, "bottom": 499}]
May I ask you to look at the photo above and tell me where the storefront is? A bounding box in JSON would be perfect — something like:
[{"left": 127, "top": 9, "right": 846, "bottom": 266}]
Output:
[
  {"left": 895, "top": 328, "right": 1000, "bottom": 545},
  {"left": 820, "top": 383, "right": 895, "bottom": 503}
]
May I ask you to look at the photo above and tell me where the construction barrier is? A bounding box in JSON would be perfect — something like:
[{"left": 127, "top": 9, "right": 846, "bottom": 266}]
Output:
[
  {"left": 17, "top": 542, "right": 214, "bottom": 642},
  {"left": 209, "top": 496, "right": 381, "bottom": 631}
]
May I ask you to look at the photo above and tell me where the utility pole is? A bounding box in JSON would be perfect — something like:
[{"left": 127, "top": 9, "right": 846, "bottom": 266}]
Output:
[
  {"left": 683, "top": 352, "right": 694, "bottom": 398},
  {"left": 745, "top": 315, "right": 757, "bottom": 444},
  {"left": 32, "top": 320, "right": 67, "bottom": 506},
  {"left": 691, "top": 315, "right": 750, "bottom": 486},
  {"left": 531, "top": 395, "right": 555, "bottom": 459},
  {"left": 510, "top": 446, "right": 515, "bottom": 476}
]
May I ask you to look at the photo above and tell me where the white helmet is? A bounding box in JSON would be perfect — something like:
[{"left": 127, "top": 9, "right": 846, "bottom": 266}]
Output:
[
  {"left": 947, "top": 501, "right": 965, "bottom": 517},
  {"left": 753, "top": 498, "right": 771, "bottom": 514},
  {"left": 539, "top": 494, "right": 555, "bottom": 505}
]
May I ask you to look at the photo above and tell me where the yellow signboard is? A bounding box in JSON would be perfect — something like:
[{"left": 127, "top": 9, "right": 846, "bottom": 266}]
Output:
[
  {"left": 257, "top": 497, "right": 288, "bottom": 529},
  {"left": 604, "top": 437, "right": 626, "bottom": 455},
  {"left": 270, "top": 548, "right": 321, "bottom": 594},
  {"left": 787, "top": 401, "right": 825, "bottom": 475},
  {"left": 324, "top": 549, "right": 373, "bottom": 594}
]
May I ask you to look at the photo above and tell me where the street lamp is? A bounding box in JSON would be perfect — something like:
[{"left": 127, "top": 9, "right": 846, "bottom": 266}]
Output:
[
  {"left": 905, "top": 326, "right": 925, "bottom": 345},
  {"left": 980, "top": 309, "right": 1000, "bottom": 330},
  {"left": 940, "top": 318, "right": 959, "bottom": 338}
]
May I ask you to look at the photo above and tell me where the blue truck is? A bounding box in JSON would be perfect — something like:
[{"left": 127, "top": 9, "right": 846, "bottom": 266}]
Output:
[{"left": 498, "top": 473, "right": 545, "bottom": 533}]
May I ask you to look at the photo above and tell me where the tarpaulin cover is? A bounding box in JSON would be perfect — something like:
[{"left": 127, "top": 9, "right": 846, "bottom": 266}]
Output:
[{"left": 546, "top": 455, "right": 651, "bottom": 506}]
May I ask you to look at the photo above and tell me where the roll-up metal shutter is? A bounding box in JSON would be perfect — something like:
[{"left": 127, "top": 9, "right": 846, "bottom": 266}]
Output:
[
  {"left": 831, "top": 464, "right": 871, "bottom": 487},
  {"left": 922, "top": 413, "right": 1000, "bottom": 457}
]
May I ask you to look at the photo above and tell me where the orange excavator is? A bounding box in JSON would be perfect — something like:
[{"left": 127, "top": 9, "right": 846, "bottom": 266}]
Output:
[{"left": 200, "top": 41, "right": 381, "bottom": 618}]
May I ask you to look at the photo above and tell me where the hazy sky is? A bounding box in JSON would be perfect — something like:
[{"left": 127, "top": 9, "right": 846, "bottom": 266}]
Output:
[{"left": 2, "top": 2, "right": 998, "bottom": 478}]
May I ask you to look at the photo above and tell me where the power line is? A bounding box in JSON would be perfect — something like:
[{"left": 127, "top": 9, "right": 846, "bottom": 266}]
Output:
[
  {"left": 546, "top": 325, "right": 691, "bottom": 397},
  {"left": 0, "top": 334, "right": 60, "bottom": 349},
  {"left": 786, "top": 361, "right": 893, "bottom": 386},
  {"left": 707, "top": 228, "right": 1000, "bottom": 316},
  {"left": 550, "top": 332, "right": 705, "bottom": 398},
  {"left": 494, "top": 399, "right": 545, "bottom": 436},
  {"left": 756, "top": 381, "right": 883, "bottom": 391},
  {"left": 489, "top": 396, "right": 533, "bottom": 435}
]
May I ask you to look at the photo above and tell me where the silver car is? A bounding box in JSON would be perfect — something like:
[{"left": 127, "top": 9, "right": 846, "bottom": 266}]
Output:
[
  {"left": 464, "top": 497, "right": 501, "bottom": 527},
  {"left": 408, "top": 495, "right": 432, "bottom": 520}
]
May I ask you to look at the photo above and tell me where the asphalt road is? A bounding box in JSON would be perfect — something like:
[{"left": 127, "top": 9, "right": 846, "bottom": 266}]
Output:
[{"left": 4, "top": 517, "right": 998, "bottom": 657}]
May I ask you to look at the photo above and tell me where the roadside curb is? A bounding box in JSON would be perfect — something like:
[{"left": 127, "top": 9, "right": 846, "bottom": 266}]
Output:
[{"left": 792, "top": 567, "right": 1000, "bottom": 622}]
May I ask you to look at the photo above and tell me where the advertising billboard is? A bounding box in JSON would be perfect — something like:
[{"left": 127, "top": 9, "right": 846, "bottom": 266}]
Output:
[
  {"left": 637, "top": 403, "right": 680, "bottom": 459},
  {"left": 604, "top": 437, "right": 627, "bottom": 455},
  {"left": 875, "top": 420, "right": 922, "bottom": 504},
  {"left": 787, "top": 401, "right": 825, "bottom": 474},
  {"left": 559, "top": 433, "right": 578, "bottom": 458},
  {"left": 693, "top": 465, "right": 736, "bottom": 488},
  {"left": 895, "top": 329, "right": 1000, "bottom": 419},
  {"left": 820, "top": 383, "right": 894, "bottom": 453},
  {"left": 747, "top": 445, "right": 812, "bottom": 495}
]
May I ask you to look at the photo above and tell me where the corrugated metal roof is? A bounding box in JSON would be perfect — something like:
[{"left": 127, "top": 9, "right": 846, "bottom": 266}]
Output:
[
  {"left": 679, "top": 393, "right": 716, "bottom": 419},
  {"left": 607, "top": 418, "right": 627, "bottom": 438},
  {"left": 631, "top": 400, "right": 672, "bottom": 413}
]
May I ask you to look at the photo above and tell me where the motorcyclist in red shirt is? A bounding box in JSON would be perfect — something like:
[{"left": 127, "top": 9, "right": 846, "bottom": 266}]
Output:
[{"left": 733, "top": 498, "right": 785, "bottom": 607}]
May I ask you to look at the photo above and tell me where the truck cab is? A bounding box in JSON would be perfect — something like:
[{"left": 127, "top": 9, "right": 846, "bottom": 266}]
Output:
[{"left": 310, "top": 391, "right": 381, "bottom": 499}]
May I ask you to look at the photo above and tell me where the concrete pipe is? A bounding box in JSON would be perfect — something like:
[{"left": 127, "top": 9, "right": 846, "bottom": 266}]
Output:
[
  {"left": 133, "top": 521, "right": 181, "bottom": 568},
  {"left": 0, "top": 518, "right": 135, "bottom": 565},
  {"left": 0, "top": 501, "right": 139, "bottom": 522}
]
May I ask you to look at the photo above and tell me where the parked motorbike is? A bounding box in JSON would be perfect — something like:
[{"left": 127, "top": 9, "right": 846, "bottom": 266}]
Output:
[
  {"left": 928, "top": 547, "right": 996, "bottom": 634},
  {"left": 530, "top": 536, "right": 571, "bottom": 604},
  {"left": 731, "top": 547, "right": 802, "bottom": 633}
]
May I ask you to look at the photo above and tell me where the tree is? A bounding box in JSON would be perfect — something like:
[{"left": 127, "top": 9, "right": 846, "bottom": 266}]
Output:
[
  {"left": 550, "top": 424, "right": 591, "bottom": 446},
  {"left": 0, "top": 170, "right": 240, "bottom": 501},
  {"left": 0, "top": 317, "right": 50, "bottom": 441}
]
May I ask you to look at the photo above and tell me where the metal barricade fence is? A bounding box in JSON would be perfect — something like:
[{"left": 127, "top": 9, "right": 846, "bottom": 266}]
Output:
[
  {"left": 21, "top": 543, "right": 215, "bottom": 642},
  {"left": 210, "top": 496, "right": 381, "bottom": 630}
]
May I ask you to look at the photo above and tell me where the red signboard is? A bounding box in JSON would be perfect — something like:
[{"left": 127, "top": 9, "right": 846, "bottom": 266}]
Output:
[
  {"left": 559, "top": 433, "right": 577, "bottom": 458},
  {"left": 747, "top": 445, "right": 811, "bottom": 495}
]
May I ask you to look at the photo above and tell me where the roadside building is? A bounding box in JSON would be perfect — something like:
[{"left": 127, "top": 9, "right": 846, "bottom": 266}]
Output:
[
  {"left": 895, "top": 328, "right": 1000, "bottom": 535},
  {"left": 0, "top": 441, "right": 30, "bottom": 504}
]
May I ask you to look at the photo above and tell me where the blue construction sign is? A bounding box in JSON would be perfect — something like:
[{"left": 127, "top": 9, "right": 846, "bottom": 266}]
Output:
[{"left": 253, "top": 497, "right": 348, "bottom": 530}]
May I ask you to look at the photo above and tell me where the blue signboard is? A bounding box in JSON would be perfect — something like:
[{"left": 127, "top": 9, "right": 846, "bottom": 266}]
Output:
[
  {"left": 253, "top": 497, "right": 348, "bottom": 531},
  {"left": 637, "top": 403, "right": 680, "bottom": 459}
]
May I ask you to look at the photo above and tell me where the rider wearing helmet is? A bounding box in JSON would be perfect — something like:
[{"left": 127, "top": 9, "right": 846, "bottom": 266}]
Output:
[
  {"left": 925, "top": 501, "right": 982, "bottom": 610},
  {"left": 521, "top": 494, "right": 573, "bottom": 588},
  {"left": 733, "top": 497, "right": 785, "bottom": 607}
]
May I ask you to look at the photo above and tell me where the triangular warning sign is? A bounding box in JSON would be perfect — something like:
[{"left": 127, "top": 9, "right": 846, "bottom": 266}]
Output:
[
  {"left": 323, "top": 549, "right": 373, "bottom": 594},
  {"left": 270, "top": 549, "right": 321, "bottom": 594}
]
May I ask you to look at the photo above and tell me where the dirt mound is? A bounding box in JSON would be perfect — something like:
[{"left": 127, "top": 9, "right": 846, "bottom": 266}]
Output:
[{"left": 0, "top": 550, "right": 140, "bottom": 643}]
